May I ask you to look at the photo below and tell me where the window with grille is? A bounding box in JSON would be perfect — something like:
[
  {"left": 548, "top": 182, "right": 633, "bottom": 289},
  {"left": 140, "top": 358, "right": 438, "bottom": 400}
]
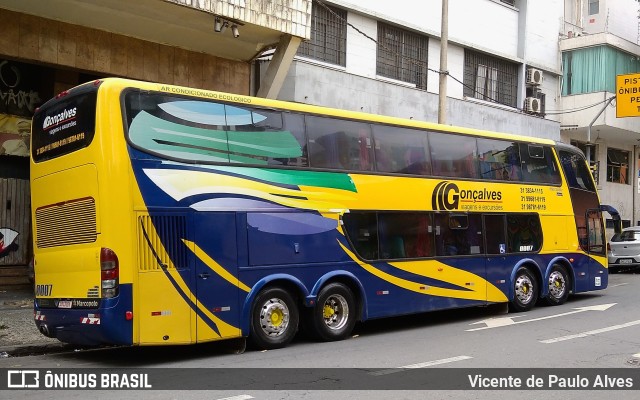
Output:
[
  {"left": 376, "top": 22, "right": 428, "bottom": 90},
  {"left": 464, "top": 50, "right": 518, "bottom": 108},
  {"left": 297, "top": 2, "right": 347, "bottom": 66},
  {"left": 588, "top": 0, "right": 599, "bottom": 15}
]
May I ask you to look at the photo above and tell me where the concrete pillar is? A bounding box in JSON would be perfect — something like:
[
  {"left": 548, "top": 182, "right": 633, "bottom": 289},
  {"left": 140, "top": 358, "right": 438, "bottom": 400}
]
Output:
[{"left": 257, "top": 34, "right": 302, "bottom": 99}]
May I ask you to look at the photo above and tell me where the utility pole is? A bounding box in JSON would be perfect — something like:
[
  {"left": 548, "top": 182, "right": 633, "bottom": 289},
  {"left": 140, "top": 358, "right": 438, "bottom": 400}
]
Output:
[{"left": 438, "top": 0, "right": 449, "bottom": 124}]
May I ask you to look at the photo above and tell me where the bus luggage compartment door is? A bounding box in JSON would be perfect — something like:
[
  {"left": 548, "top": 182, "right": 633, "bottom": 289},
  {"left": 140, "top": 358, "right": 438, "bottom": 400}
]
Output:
[
  {"left": 193, "top": 212, "right": 242, "bottom": 342},
  {"left": 137, "top": 213, "right": 194, "bottom": 345}
]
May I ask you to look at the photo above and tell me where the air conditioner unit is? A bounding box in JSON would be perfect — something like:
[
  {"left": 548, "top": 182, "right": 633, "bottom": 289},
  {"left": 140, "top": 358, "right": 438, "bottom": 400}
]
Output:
[
  {"left": 526, "top": 68, "right": 543, "bottom": 85},
  {"left": 525, "top": 97, "right": 541, "bottom": 113}
]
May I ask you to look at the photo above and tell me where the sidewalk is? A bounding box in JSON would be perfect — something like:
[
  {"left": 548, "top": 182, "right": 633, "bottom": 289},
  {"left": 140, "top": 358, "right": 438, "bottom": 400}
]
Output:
[{"left": 0, "top": 285, "right": 65, "bottom": 356}]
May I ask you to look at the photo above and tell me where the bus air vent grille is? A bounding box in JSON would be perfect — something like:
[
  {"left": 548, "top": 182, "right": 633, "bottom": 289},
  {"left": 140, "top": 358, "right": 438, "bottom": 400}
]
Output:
[
  {"left": 138, "top": 214, "right": 188, "bottom": 271},
  {"left": 35, "top": 197, "right": 97, "bottom": 248}
]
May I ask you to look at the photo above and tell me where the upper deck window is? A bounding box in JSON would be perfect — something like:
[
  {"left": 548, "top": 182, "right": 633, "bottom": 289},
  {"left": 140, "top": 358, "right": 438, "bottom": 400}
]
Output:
[
  {"left": 124, "top": 91, "right": 306, "bottom": 165},
  {"left": 31, "top": 85, "right": 97, "bottom": 162}
]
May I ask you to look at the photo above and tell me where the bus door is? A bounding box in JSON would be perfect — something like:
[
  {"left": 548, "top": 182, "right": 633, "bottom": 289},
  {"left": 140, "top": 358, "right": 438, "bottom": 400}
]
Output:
[
  {"left": 585, "top": 208, "right": 607, "bottom": 288},
  {"left": 193, "top": 212, "right": 242, "bottom": 342},
  {"left": 137, "top": 213, "right": 195, "bottom": 345},
  {"left": 483, "top": 214, "right": 508, "bottom": 302}
]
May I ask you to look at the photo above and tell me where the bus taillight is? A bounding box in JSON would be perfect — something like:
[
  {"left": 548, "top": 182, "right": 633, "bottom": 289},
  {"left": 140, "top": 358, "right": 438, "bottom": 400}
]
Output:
[{"left": 100, "top": 248, "right": 119, "bottom": 298}]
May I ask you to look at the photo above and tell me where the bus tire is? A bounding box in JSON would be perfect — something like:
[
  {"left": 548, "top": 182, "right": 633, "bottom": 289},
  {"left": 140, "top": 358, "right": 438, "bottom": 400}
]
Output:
[
  {"left": 309, "top": 283, "right": 356, "bottom": 342},
  {"left": 509, "top": 267, "right": 538, "bottom": 312},
  {"left": 249, "top": 287, "right": 299, "bottom": 350},
  {"left": 543, "top": 264, "right": 570, "bottom": 306}
]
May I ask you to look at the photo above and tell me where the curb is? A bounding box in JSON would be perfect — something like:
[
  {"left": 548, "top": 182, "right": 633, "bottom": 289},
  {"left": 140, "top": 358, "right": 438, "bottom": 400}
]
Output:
[{"left": 0, "top": 343, "right": 73, "bottom": 357}]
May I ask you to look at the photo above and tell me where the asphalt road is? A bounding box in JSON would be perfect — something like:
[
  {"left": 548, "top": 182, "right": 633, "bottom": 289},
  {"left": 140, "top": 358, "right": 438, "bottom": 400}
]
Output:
[{"left": 2, "top": 272, "right": 640, "bottom": 400}]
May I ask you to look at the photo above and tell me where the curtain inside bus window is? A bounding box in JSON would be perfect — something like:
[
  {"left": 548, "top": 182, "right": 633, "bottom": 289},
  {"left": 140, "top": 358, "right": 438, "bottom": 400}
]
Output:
[{"left": 377, "top": 212, "right": 434, "bottom": 259}]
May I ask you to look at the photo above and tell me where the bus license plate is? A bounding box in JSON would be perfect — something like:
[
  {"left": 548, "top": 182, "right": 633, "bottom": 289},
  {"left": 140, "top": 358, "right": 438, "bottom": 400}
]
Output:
[
  {"left": 620, "top": 259, "right": 633, "bottom": 264},
  {"left": 57, "top": 300, "right": 72, "bottom": 308}
]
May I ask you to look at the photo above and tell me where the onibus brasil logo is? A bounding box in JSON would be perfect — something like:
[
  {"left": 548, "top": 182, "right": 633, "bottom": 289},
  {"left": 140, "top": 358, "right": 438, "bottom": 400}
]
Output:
[{"left": 432, "top": 181, "right": 503, "bottom": 211}]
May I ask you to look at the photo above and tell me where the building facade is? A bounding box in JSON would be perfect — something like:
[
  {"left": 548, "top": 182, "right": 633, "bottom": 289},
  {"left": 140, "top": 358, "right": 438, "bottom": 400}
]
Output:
[
  {"left": 0, "top": 0, "right": 311, "bottom": 268},
  {"left": 560, "top": 0, "right": 640, "bottom": 230}
]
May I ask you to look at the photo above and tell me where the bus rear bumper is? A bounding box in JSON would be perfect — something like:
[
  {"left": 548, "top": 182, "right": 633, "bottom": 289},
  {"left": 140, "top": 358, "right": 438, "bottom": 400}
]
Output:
[{"left": 33, "top": 284, "right": 134, "bottom": 347}]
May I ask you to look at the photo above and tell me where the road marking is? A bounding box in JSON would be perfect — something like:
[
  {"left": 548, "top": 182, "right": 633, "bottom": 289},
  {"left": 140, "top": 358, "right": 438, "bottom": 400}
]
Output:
[
  {"left": 216, "top": 396, "right": 254, "bottom": 400},
  {"left": 540, "top": 320, "right": 640, "bottom": 344},
  {"left": 608, "top": 283, "right": 629, "bottom": 288},
  {"left": 467, "top": 303, "right": 616, "bottom": 331},
  {"left": 369, "top": 355, "right": 473, "bottom": 376}
]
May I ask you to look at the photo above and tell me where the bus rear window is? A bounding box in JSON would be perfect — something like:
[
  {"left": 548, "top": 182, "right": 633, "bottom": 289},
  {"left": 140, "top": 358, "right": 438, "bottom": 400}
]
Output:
[{"left": 32, "top": 88, "right": 97, "bottom": 162}]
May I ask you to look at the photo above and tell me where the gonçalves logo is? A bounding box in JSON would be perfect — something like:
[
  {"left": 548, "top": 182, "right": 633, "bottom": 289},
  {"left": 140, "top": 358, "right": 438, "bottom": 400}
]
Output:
[
  {"left": 432, "top": 181, "right": 460, "bottom": 210},
  {"left": 432, "top": 181, "right": 503, "bottom": 211},
  {"left": 43, "top": 107, "right": 77, "bottom": 129}
]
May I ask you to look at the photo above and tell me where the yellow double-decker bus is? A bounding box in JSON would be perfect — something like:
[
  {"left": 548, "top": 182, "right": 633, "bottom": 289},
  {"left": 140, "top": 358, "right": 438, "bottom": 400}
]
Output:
[{"left": 31, "top": 78, "right": 609, "bottom": 350}]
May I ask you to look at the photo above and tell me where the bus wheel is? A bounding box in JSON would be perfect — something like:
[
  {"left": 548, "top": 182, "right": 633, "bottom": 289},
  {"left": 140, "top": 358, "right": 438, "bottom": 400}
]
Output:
[
  {"left": 509, "top": 267, "right": 538, "bottom": 312},
  {"left": 249, "top": 287, "right": 299, "bottom": 350},
  {"left": 543, "top": 265, "right": 570, "bottom": 306},
  {"left": 309, "top": 283, "right": 356, "bottom": 341}
]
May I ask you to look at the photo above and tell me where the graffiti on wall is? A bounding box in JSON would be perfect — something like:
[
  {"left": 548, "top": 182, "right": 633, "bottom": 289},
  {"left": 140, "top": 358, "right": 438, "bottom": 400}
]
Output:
[
  {"left": 0, "top": 59, "right": 43, "bottom": 157},
  {"left": 0, "top": 228, "right": 19, "bottom": 257}
]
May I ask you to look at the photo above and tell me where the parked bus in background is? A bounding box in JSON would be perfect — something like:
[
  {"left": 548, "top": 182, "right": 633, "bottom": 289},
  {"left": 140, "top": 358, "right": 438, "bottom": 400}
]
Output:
[{"left": 30, "top": 78, "right": 609, "bottom": 350}]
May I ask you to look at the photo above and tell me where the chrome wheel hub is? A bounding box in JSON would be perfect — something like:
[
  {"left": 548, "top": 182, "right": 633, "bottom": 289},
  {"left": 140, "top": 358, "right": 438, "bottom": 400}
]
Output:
[
  {"left": 322, "top": 294, "right": 349, "bottom": 331},
  {"left": 548, "top": 270, "right": 566, "bottom": 299},
  {"left": 259, "top": 298, "right": 290, "bottom": 337},
  {"left": 515, "top": 274, "right": 534, "bottom": 304}
]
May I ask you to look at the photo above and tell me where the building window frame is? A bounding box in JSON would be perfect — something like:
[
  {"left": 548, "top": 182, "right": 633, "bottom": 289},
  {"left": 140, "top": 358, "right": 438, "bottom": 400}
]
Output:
[
  {"left": 464, "top": 49, "right": 518, "bottom": 108},
  {"left": 297, "top": 1, "right": 347, "bottom": 66},
  {"left": 376, "top": 22, "right": 428, "bottom": 90},
  {"left": 588, "top": 0, "right": 599, "bottom": 15},
  {"left": 606, "top": 147, "right": 629, "bottom": 184}
]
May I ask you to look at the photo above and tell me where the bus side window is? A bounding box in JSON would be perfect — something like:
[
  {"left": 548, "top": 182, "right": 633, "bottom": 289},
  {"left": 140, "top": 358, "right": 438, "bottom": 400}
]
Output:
[
  {"left": 372, "top": 125, "right": 430, "bottom": 175},
  {"left": 507, "top": 214, "right": 542, "bottom": 252},
  {"left": 430, "top": 132, "right": 479, "bottom": 178},
  {"left": 477, "top": 139, "right": 521, "bottom": 181},
  {"left": 436, "top": 213, "right": 471, "bottom": 256},
  {"left": 483, "top": 214, "right": 507, "bottom": 255},
  {"left": 306, "top": 116, "right": 373, "bottom": 171},
  {"left": 520, "top": 144, "right": 561, "bottom": 184},
  {"left": 342, "top": 212, "right": 379, "bottom": 260},
  {"left": 378, "top": 212, "right": 434, "bottom": 259}
]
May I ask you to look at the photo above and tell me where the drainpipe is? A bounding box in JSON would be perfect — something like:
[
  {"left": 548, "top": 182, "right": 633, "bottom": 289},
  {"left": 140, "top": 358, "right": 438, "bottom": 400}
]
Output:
[
  {"left": 585, "top": 95, "right": 615, "bottom": 163},
  {"left": 635, "top": 145, "right": 639, "bottom": 226}
]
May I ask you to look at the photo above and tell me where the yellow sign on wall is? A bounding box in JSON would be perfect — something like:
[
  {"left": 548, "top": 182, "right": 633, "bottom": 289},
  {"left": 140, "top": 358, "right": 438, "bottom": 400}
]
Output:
[{"left": 616, "top": 73, "right": 640, "bottom": 118}]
